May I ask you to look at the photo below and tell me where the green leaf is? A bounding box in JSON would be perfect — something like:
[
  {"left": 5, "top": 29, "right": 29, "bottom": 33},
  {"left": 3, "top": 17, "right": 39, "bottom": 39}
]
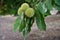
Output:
[
  {"left": 22, "top": 28, "right": 28, "bottom": 40},
  {"left": 54, "top": 4, "right": 60, "bottom": 11},
  {"left": 14, "top": 13, "right": 24, "bottom": 32},
  {"left": 22, "top": 18, "right": 29, "bottom": 37},
  {"left": 22, "top": 23, "right": 28, "bottom": 38},
  {"left": 22, "top": 18, "right": 34, "bottom": 37},
  {"left": 43, "top": 11, "right": 51, "bottom": 17},
  {"left": 37, "top": 2, "right": 47, "bottom": 14},
  {"left": 27, "top": 18, "right": 34, "bottom": 32},
  {"left": 37, "top": 2, "right": 50, "bottom": 17},
  {"left": 19, "top": 20, "right": 25, "bottom": 32},
  {"left": 54, "top": 0, "right": 60, "bottom": 6},
  {"left": 55, "top": 6, "right": 60, "bottom": 11},
  {"left": 35, "top": 8, "right": 46, "bottom": 31},
  {"left": 45, "top": 0, "right": 52, "bottom": 11}
]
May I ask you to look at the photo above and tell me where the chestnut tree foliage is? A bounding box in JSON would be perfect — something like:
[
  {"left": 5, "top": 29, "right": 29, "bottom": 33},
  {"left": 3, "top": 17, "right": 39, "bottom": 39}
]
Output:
[
  {"left": 14, "top": 0, "right": 60, "bottom": 39},
  {"left": 0, "top": 0, "right": 60, "bottom": 40}
]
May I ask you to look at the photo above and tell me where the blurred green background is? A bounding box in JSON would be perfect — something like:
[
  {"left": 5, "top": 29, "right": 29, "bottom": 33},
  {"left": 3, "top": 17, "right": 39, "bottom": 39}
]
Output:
[{"left": 0, "top": 0, "right": 26, "bottom": 16}]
